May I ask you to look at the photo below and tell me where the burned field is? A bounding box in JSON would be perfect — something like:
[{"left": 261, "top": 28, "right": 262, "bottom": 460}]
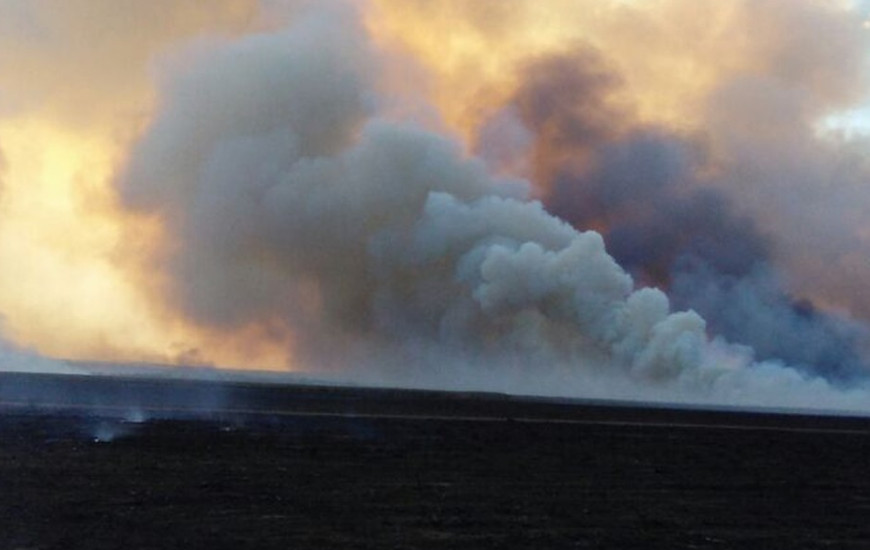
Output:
[{"left": 2, "top": 373, "right": 870, "bottom": 549}]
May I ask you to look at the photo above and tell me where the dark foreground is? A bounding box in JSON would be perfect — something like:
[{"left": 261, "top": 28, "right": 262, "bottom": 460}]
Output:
[{"left": 2, "top": 373, "right": 870, "bottom": 549}]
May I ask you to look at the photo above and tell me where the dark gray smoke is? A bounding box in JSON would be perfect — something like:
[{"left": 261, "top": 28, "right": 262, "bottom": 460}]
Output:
[
  {"left": 670, "top": 260, "right": 869, "bottom": 382},
  {"left": 547, "top": 131, "right": 766, "bottom": 284},
  {"left": 493, "top": 48, "right": 870, "bottom": 383},
  {"left": 548, "top": 131, "right": 868, "bottom": 382},
  {"left": 508, "top": 47, "right": 625, "bottom": 181}
]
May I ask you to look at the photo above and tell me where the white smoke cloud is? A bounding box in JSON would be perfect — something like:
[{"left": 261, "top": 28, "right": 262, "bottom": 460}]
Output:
[{"left": 114, "top": 1, "right": 870, "bottom": 411}]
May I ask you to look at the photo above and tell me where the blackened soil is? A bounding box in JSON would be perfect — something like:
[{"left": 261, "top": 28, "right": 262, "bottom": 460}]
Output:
[{"left": 3, "top": 408, "right": 870, "bottom": 549}]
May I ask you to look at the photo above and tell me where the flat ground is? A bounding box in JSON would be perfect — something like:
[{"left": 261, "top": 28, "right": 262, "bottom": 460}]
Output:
[{"left": 1, "top": 373, "right": 870, "bottom": 549}]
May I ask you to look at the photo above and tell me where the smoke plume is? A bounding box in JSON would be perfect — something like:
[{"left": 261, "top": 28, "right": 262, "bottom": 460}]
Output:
[
  {"left": 112, "top": 2, "right": 870, "bottom": 408},
  {"left": 2, "top": 1, "right": 870, "bottom": 411}
]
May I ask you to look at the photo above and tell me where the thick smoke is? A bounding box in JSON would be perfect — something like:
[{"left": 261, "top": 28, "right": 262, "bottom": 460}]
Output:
[
  {"left": 115, "top": 3, "right": 870, "bottom": 409},
  {"left": 120, "top": 7, "right": 698, "bottom": 384},
  {"left": 484, "top": 43, "right": 870, "bottom": 384}
]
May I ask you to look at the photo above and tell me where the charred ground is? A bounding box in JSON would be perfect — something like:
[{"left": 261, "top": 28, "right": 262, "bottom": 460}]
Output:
[{"left": 2, "top": 372, "right": 870, "bottom": 549}]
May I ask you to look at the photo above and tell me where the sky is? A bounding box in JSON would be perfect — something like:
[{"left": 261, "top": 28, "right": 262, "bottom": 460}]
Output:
[
  {"left": 822, "top": 105, "right": 870, "bottom": 137},
  {"left": 2, "top": 0, "right": 870, "bottom": 410}
]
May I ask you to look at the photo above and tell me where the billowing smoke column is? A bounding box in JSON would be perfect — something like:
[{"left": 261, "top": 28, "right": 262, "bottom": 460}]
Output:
[
  {"left": 120, "top": 7, "right": 699, "bottom": 384},
  {"left": 115, "top": 3, "right": 870, "bottom": 408}
]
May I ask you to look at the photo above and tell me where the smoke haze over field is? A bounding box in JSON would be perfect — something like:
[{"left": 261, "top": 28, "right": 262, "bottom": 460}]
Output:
[{"left": 2, "top": 0, "right": 870, "bottom": 410}]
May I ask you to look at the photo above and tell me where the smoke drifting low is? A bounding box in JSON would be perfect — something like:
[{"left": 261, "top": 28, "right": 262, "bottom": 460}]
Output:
[{"left": 111, "top": 3, "right": 870, "bottom": 409}]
